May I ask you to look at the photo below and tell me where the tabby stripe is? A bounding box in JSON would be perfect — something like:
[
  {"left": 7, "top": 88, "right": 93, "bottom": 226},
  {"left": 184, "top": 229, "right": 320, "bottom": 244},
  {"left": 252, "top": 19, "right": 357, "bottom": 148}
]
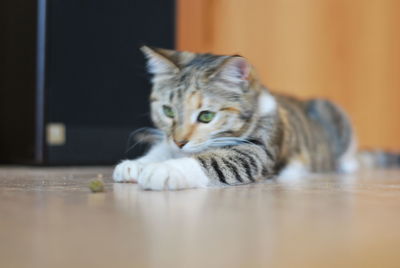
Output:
[
  {"left": 218, "top": 130, "right": 235, "bottom": 136},
  {"left": 169, "top": 91, "right": 174, "bottom": 102},
  {"left": 247, "top": 139, "right": 275, "bottom": 161},
  {"left": 232, "top": 148, "right": 259, "bottom": 171},
  {"left": 261, "top": 167, "right": 269, "bottom": 177},
  {"left": 282, "top": 100, "right": 310, "bottom": 150},
  {"left": 177, "top": 87, "right": 183, "bottom": 99},
  {"left": 197, "top": 157, "right": 207, "bottom": 169},
  {"left": 291, "top": 106, "right": 312, "bottom": 150},
  {"left": 236, "top": 156, "right": 255, "bottom": 182},
  {"left": 241, "top": 147, "right": 264, "bottom": 167},
  {"left": 246, "top": 138, "right": 264, "bottom": 146},
  {"left": 241, "top": 144, "right": 264, "bottom": 163},
  {"left": 210, "top": 158, "right": 228, "bottom": 184},
  {"left": 264, "top": 148, "right": 275, "bottom": 161},
  {"left": 222, "top": 158, "right": 243, "bottom": 183}
]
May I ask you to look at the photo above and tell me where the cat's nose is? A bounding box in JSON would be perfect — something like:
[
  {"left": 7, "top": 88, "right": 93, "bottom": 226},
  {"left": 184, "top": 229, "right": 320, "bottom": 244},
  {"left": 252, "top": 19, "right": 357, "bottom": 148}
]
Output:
[{"left": 174, "top": 140, "right": 188, "bottom": 148}]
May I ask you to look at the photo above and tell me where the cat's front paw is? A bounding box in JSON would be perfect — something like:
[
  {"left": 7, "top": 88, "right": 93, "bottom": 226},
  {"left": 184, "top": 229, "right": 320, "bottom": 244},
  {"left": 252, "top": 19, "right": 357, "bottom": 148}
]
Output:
[
  {"left": 138, "top": 158, "right": 209, "bottom": 190},
  {"left": 113, "top": 160, "right": 145, "bottom": 183}
]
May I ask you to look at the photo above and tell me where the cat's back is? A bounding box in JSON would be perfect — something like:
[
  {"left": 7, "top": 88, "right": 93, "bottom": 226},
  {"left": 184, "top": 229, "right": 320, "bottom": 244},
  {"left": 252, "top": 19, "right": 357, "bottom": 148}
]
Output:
[{"left": 270, "top": 91, "right": 354, "bottom": 171}]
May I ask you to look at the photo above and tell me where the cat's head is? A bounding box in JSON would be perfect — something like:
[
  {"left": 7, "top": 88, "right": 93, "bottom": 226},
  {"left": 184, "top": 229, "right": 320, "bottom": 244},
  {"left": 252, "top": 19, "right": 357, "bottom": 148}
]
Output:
[{"left": 141, "top": 46, "right": 274, "bottom": 153}]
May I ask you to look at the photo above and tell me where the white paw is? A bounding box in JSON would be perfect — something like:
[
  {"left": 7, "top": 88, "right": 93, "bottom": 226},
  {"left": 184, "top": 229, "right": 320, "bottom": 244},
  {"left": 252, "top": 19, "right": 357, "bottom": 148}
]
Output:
[
  {"left": 138, "top": 158, "right": 209, "bottom": 190},
  {"left": 113, "top": 160, "right": 145, "bottom": 183}
]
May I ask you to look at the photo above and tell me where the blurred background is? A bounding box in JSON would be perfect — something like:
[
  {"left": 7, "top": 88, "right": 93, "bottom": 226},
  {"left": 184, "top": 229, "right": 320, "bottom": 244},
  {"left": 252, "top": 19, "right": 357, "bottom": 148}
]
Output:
[
  {"left": 1, "top": 0, "right": 399, "bottom": 165},
  {"left": 178, "top": 0, "right": 400, "bottom": 151}
]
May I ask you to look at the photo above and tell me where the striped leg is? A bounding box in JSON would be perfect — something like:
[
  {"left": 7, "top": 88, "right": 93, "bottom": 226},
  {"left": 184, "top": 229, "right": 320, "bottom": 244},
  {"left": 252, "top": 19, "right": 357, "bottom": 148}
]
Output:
[
  {"left": 136, "top": 143, "right": 275, "bottom": 190},
  {"left": 195, "top": 144, "right": 275, "bottom": 185}
]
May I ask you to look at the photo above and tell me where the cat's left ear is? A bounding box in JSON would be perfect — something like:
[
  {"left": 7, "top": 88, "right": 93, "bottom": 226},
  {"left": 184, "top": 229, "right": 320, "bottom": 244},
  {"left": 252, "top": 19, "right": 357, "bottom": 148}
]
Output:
[
  {"left": 211, "top": 56, "right": 251, "bottom": 84},
  {"left": 140, "top": 46, "right": 179, "bottom": 75}
]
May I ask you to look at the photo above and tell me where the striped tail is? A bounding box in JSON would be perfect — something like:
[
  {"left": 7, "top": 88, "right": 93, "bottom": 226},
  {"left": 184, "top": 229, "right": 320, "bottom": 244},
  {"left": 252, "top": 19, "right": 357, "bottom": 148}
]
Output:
[{"left": 357, "top": 150, "right": 400, "bottom": 168}]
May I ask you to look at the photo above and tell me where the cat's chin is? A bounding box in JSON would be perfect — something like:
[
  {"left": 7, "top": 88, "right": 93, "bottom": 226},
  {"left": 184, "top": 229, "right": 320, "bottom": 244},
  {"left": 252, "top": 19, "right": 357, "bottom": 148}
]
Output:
[
  {"left": 180, "top": 147, "right": 205, "bottom": 154},
  {"left": 167, "top": 140, "right": 208, "bottom": 155},
  {"left": 181, "top": 144, "right": 213, "bottom": 154}
]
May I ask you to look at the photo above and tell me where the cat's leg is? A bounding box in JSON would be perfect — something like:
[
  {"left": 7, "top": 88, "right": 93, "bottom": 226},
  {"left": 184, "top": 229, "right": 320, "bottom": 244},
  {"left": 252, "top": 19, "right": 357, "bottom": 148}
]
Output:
[
  {"left": 138, "top": 157, "right": 210, "bottom": 190},
  {"left": 113, "top": 141, "right": 175, "bottom": 182},
  {"left": 138, "top": 143, "right": 275, "bottom": 190},
  {"left": 338, "top": 134, "right": 359, "bottom": 173},
  {"left": 195, "top": 143, "right": 275, "bottom": 186}
]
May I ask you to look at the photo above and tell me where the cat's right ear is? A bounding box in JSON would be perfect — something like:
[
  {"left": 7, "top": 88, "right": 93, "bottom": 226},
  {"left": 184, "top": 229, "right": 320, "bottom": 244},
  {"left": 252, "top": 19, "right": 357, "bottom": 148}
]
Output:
[
  {"left": 210, "top": 56, "right": 251, "bottom": 84},
  {"left": 140, "top": 46, "right": 179, "bottom": 75}
]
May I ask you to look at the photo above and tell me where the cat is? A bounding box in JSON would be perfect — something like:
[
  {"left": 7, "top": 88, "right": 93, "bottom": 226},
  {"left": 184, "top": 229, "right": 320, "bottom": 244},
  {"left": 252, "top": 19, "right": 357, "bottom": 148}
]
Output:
[{"left": 112, "top": 46, "right": 358, "bottom": 190}]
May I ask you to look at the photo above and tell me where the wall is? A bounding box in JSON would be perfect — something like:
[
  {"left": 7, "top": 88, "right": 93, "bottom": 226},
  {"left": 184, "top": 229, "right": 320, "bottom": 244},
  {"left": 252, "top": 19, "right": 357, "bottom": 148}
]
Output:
[{"left": 177, "top": 0, "right": 400, "bottom": 150}]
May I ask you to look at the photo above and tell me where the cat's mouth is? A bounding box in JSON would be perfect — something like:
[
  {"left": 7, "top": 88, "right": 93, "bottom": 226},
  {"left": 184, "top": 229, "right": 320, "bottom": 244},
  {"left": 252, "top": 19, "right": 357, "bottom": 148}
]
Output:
[
  {"left": 181, "top": 144, "right": 208, "bottom": 154},
  {"left": 169, "top": 139, "right": 208, "bottom": 154},
  {"left": 169, "top": 136, "right": 251, "bottom": 154}
]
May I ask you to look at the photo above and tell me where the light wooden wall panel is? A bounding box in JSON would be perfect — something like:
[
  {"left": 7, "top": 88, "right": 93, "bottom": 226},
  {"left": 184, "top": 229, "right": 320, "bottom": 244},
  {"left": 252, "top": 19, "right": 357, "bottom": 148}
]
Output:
[{"left": 177, "top": 0, "right": 400, "bottom": 150}]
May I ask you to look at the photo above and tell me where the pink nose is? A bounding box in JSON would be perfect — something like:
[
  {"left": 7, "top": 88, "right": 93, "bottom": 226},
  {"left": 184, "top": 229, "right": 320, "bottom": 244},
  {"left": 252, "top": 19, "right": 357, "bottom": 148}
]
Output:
[{"left": 174, "top": 140, "right": 188, "bottom": 148}]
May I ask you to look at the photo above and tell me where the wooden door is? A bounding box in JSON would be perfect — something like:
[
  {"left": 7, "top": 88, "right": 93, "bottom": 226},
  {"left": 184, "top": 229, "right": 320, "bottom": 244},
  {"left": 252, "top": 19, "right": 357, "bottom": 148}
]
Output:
[{"left": 177, "top": 0, "right": 400, "bottom": 150}]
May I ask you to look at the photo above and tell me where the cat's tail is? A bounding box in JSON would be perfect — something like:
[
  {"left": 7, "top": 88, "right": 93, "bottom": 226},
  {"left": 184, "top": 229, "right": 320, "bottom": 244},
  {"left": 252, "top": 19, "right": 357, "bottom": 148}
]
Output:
[{"left": 357, "top": 150, "right": 400, "bottom": 169}]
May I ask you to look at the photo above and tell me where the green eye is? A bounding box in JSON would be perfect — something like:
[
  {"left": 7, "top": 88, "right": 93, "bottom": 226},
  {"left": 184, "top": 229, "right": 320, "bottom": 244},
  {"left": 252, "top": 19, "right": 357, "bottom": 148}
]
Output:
[
  {"left": 162, "top": 105, "right": 175, "bottom": 118},
  {"left": 198, "top": 111, "right": 216, "bottom": 123}
]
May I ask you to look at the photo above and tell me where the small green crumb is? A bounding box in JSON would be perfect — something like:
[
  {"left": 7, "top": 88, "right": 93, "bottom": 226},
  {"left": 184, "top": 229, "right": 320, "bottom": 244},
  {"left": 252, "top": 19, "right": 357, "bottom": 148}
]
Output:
[{"left": 89, "top": 179, "right": 105, "bottom": 193}]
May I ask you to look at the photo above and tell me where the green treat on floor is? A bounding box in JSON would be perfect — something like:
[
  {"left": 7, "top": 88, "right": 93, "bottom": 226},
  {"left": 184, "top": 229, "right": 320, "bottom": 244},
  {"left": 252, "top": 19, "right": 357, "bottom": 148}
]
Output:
[{"left": 89, "top": 179, "right": 105, "bottom": 193}]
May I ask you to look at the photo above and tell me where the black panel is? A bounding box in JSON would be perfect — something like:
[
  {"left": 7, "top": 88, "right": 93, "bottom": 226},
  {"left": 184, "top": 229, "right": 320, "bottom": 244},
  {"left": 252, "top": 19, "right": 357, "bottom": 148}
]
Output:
[
  {"left": 44, "top": 0, "right": 175, "bottom": 164},
  {"left": 0, "top": 0, "right": 37, "bottom": 163},
  {"left": 0, "top": 0, "right": 175, "bottom": 165},
  {"left": 46, "top": 0, "right": 175, "bottom": 126},
  {"left": 47, "top": 126, "right": 147, "bottom": 165}
]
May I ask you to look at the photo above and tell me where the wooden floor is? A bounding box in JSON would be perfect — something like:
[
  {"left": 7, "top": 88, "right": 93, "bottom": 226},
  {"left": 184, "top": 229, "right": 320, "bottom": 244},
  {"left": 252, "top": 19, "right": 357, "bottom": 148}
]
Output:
[{"left": 1, "top": 167, "right": 400, "bottom": 268}]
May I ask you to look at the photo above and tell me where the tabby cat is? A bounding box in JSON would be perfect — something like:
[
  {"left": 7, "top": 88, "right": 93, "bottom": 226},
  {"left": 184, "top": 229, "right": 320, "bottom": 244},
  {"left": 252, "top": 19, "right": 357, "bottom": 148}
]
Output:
[{"left": 113, "top": 46, "right": 358, "bottom": 190}]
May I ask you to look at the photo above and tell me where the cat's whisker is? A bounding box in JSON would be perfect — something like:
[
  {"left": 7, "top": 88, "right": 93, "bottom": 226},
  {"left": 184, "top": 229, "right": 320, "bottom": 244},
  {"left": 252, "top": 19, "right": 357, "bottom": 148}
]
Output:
[
  {"left": 207, "top": 137, "right": 254, "bottom": 148},
  {"left": 125, "top": 138, "right": 147, "bottom": 154},
  {"left": 125, "top": 127, "right": 164, "bottom": 153}
]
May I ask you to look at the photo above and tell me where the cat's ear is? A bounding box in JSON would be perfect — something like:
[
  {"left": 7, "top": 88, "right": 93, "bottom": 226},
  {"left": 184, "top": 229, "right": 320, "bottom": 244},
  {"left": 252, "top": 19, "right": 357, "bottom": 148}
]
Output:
[
  {"left": 140, "top": 46, "right": 179, "bottom": 75},
  {"left": 211, "top": 56, "right": 251, "bottom": 84}
]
